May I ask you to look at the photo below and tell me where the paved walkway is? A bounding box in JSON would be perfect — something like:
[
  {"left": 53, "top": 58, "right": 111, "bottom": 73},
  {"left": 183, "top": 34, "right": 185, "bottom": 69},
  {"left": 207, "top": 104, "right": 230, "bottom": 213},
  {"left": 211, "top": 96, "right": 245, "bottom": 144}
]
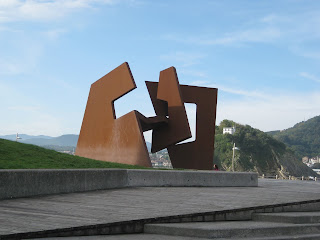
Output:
[{"left": 1, "top": 179, "right": 320, "bottom": 238}]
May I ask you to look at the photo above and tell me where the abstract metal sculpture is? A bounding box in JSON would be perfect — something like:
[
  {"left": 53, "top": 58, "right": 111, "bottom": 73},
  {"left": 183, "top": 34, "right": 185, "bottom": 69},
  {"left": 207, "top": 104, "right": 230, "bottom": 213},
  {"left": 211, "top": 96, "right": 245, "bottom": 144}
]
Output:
[{"left": 76, "top": 62, "right": 218, "bottom": 170}]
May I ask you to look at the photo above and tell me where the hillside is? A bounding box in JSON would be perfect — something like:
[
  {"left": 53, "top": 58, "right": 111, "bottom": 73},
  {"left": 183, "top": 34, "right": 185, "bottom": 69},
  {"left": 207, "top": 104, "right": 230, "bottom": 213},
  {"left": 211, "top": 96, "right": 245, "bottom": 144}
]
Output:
[
  {"left": 267, "top": 116, "right": 320, "bottom": 159},
  {"left": 214, "top": 120, "right": 316, "bottom": 177},
  {"left": 0, "top": 139, "right": 147, "bottom": 169}
]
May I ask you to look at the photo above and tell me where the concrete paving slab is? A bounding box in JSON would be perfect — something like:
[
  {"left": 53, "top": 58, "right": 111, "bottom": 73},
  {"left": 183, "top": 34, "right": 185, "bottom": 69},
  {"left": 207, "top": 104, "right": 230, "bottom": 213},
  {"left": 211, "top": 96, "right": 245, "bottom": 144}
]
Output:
[
  {"left": 144, "top": 221, "right": 320, "bottom": 238},
  {"left": 253, "top": 211, "right": 320, "bottom": 223},
  {"left": 1, "top": 179, "right": 320, "bottom": 238}
]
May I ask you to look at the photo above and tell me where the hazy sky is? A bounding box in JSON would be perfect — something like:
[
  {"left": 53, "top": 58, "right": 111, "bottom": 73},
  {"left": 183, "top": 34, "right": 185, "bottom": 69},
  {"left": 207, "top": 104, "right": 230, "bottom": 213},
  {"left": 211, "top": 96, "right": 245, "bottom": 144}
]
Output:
[{"left": 0, "top": 0, "right": 320, "bottom": 141}]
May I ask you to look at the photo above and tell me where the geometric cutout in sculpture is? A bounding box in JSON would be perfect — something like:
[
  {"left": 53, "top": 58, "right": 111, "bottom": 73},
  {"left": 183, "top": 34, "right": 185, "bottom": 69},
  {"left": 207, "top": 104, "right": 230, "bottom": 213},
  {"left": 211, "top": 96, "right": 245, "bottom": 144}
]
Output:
[
  {"left": 167, "top": 85, "right": 218, "bottom": 170},
  {"left": 76, "top": 62, "right": 152, "bottom": 167},
  {"left": 146, "top": 80, "right": 218, "bottom": 170}
]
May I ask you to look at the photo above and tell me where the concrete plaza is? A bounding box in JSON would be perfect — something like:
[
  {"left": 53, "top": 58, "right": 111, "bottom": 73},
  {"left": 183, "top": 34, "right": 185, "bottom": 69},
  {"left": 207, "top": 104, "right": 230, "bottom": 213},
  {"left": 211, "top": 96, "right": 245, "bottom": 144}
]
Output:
[{"left": 1, "top": 179, "right": 320, "bottom": 239}]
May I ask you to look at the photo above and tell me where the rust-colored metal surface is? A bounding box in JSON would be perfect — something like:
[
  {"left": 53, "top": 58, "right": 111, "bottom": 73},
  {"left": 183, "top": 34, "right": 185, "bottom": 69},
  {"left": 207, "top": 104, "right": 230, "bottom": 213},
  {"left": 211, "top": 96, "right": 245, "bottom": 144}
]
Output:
[
  {"left": 147, "top": 79, "right": 218, "bottom": 170},
  {"left": 76, "top": 62, "right": 217, "bottom": 170},
  {"left": 76, "top": 62, "right": 152, "bottom": 167},
  {"left": 167, "top": 85, "right": 218, "bottom": 170},
  {"left": 146, "top": 67, "right": 191, "bottom": 153}
]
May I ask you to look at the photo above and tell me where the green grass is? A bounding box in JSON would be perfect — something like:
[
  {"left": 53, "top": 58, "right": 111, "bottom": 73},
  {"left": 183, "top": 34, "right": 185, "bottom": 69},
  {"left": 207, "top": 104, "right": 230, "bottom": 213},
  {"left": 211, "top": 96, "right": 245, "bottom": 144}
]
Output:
[{"left": 0, "top": 139, "right": 148, "bottom": 169}]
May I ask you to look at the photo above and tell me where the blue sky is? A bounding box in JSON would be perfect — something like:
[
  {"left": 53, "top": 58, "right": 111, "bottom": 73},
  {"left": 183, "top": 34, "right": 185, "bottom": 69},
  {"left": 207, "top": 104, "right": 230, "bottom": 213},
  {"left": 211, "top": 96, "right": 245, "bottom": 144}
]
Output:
[{"left": 0, "top": 0, "right": 320, "bottom": 141}]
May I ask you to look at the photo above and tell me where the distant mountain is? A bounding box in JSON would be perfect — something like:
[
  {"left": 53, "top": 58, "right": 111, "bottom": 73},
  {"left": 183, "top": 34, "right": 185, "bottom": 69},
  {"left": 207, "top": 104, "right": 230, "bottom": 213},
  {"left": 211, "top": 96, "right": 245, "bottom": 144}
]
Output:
[
  {"left": 0, "top": 134, "right": 78, "bottom": 147},
  {"left": 0, "top": 134, "right": 53, "bottom": 141},
  {"left": 268, "top": 116, "right": 320, "bottom": 159},
  {"left": 215, "top": 120, "right": 316, "bottom": 177},
  {"left": 0, "top": 134, "right": 152, "bottom": 152},
  {"left": 23, "top": 134, "right": 79, "bottom": 147}
]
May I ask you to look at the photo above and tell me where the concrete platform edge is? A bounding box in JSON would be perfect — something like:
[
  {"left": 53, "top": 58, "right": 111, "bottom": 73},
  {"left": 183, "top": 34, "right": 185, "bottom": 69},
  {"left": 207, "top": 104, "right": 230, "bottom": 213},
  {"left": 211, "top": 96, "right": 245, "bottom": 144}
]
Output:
[{"left": 0, "top": 169, "right": 258, "bottom": 200}]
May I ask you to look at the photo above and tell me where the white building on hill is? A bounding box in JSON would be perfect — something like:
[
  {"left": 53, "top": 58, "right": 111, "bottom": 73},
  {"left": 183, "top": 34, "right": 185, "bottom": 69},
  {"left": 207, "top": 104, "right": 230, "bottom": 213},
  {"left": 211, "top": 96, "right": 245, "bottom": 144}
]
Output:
[{"left": 223, "top": 127, "right": 236, "bottom": 135}]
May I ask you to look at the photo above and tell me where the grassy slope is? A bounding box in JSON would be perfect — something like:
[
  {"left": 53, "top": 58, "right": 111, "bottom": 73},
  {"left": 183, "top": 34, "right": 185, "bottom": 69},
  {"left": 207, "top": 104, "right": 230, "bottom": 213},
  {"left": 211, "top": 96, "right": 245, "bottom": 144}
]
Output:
[{"left": 0, "top": 139, "right": 147, "bottom": 169}]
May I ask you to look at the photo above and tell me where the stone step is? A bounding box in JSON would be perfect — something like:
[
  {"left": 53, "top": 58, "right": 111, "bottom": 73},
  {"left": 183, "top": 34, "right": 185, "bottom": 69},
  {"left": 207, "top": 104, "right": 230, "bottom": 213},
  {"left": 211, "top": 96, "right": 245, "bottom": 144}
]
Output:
[
  {"left": 144, "top": 221, "right": 320, "bottom": 239},
  {"left": 33, "top": 232, "right": 320, "bottom": 240},
  {"left": 217, "top": 233, "right": 320, "bottom": 240},
  {"left": 253, "top": 211, "right": 320, "bottom": 224},
  {"left": 32, "top": 233, "right": 205, "bottom": 239}
]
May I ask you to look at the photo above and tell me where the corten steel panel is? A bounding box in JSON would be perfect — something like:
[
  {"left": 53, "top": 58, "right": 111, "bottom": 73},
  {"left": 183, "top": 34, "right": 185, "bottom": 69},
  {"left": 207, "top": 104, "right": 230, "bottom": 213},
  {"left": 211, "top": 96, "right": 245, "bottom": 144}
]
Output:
[
  {"left": 147, "top": 80, "right": 218, "bottom": 170},
  {"left": 167, "top": 85, "right": 218, "bottom": 170},
  {"left": 135, "top": 111, "right": 168, "bottom": 132},
  {"left": 145, "top": 67, "right": 191, "bottom": 153},
  {"left": 75, "top": 62, "right": 152, "bottom": 167}
]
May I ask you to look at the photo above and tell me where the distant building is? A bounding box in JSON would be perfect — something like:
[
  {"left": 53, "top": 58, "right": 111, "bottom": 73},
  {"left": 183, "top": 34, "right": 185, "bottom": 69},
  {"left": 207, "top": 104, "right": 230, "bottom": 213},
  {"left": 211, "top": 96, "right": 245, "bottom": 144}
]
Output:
[
  {"left": 223, "top": 127, "right": 236, "bottom": 135},
  {"left": 302, "top": 156, "right": 320, "bottom": 167},
  {"left": 311, "top": 158, "right": 320, "bottom": 165},
  {"left": 302, "top": 156, "right": 309, "bottom": 164}
]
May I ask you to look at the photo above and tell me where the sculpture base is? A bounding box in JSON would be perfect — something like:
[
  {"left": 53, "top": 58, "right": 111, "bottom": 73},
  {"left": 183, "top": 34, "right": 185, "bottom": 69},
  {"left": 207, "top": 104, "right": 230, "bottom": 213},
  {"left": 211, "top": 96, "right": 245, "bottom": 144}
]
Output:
[
  {"left": 127, "top": 169, "right": 258, "bottom": 187},
  {"left": 0, "top": 169, "right": 258, "bottom": 200}
]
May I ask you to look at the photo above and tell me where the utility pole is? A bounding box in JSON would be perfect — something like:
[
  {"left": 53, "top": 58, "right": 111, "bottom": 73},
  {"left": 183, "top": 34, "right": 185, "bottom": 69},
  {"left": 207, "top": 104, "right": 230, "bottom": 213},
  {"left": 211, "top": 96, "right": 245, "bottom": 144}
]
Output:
[
  {"left": 232, "top": 143, "right": 235, "bottom": 172},
  {"left": 232, "top": 143, "right": 239, "bottom": 172}
]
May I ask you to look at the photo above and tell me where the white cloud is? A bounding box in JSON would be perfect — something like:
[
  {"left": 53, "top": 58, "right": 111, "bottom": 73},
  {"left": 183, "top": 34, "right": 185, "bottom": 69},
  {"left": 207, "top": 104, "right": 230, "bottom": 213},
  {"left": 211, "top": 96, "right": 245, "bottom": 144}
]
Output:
[
  {"left": 175, "top": 83, "right": 320, "bottom": 132},
  {"left": 0, "top": 0, "right": 20, "bottom": 8},
  {"left": 214, "top": 84, "right": 269, "bottom": 99},
  {"left": 160, "top": 51, "right": 205, "bottom": 68},
  {"left": 188, "top": 80, "right": 209, "bottom": 86},
  {"left": 290, "top": 46, "right": 320, "bottom": 60},
  {"left": 164, "top": 10, "right": 320, "bottom": 52},
  {"left": 0, "top": 60, "right": 21, "bottom": 75},
  {"left": 202, "top": 27, "right": 282, "bottom": 46},
  {"left": 180, "top": 70, "right": 207, "bottom": 79},
  {"left": 1, "top": 112, "right": 65, "bottom": 136},
  {"left": 43, "top": 28, "right": 67, "bottom": 40},
  {"left": 216, "top": 90, "right": 320, "bottom": 132},
  {"left": 163, "top": 27, "right": 282, "bottom": 47},
  {"left": 0, "top": 38, "right": 44, "bottom": 75},
  {"left": 0, "top": 81, "right": 81, "bottom": 136},
  {"left": 0, "top": 0, "right": 116, "bottom": 23},
  {"left": 300, "top": 72, "right": 320, "bottom": 83},
  {"left": 7, "top": 105, "right": 41, "bottom": 112}
]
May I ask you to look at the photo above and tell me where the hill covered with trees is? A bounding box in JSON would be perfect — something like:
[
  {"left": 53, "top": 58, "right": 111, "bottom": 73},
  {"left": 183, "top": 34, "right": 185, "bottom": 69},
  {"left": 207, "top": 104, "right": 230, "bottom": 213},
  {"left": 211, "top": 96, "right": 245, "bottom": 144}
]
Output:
[
  {"left": 267, "top": 115, "right": 320, "bottom": 159},
  {"left": 214, "top": 120, "right": 316, "bottom": 178}
]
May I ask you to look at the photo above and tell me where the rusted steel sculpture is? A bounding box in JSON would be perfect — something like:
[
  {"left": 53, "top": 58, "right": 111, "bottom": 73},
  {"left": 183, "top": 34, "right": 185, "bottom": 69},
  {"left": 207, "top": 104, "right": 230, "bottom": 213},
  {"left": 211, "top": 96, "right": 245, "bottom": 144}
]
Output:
[
  {"left": 146, "top": 67, "right": 191, "bottom": 153},
  {"left": 76, "top": 63, "right": 167, "bottom": 167},
  {"left": 76, "top": 62, "right": 218, "bottom": 170}
]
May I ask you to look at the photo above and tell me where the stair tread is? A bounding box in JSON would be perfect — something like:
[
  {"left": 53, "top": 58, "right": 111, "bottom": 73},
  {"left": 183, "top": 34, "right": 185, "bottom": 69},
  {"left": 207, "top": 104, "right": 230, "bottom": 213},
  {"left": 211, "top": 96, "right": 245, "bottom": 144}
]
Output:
[
  {"left": 217, "top": 233, "right": 320, "bottom": 240},
  {"left": 254, "top": 212, "right": 320, "bottom": 217},
  {"left": 253, "top": 211, "right": 320, "bottom": 224},
  {"left": 145, "top": 221, "right": 320, "bottom": 239},
  {"left": 146, "top": 221, "right": 316, "bottom": 230}
]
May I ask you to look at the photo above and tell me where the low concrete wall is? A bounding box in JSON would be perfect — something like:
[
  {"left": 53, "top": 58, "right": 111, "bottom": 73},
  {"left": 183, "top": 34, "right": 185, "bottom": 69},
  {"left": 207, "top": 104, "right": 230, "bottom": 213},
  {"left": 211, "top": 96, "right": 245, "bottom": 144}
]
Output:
[
  {"left": 0, "top": 169, "right": 128, "bottom": 200},
  {"left": 0, "top": 169, "right": 258, "bottom": 200},
  {"left": 127, "top": 170, "right": 258, "bottom": 187}
]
